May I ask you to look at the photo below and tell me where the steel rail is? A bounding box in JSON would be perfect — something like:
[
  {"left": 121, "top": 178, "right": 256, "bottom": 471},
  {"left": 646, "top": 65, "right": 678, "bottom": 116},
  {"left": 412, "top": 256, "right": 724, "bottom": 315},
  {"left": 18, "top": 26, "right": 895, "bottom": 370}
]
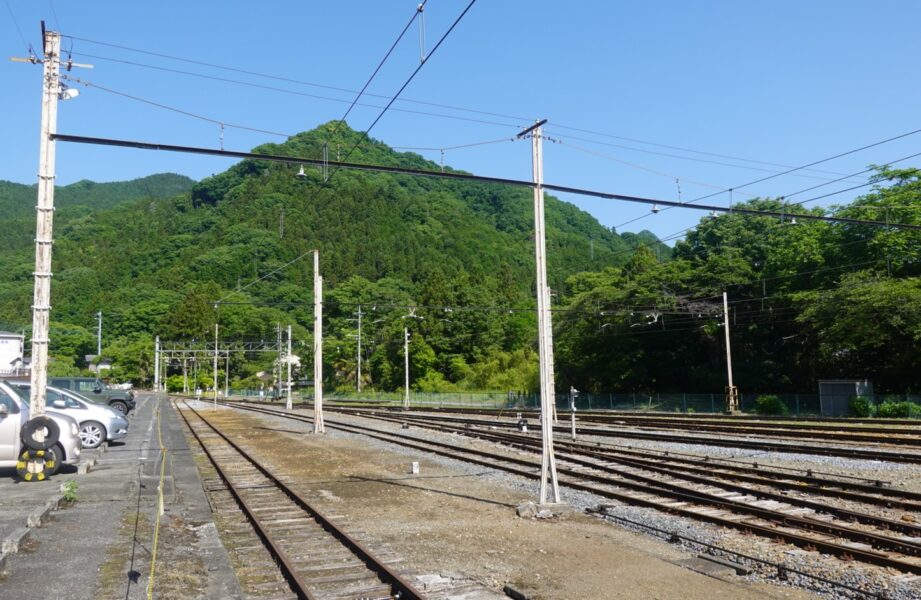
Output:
[
  {"left": 334, "top": 407, "right": 921, "bottom": 463},
  {"left": 336, "top": 409, "right": 921, "bottom": 536},
  {"left": 177, "top": 401, "right": 426, "bottom": 600},
  {"left": 219, "top": 401, "right": 921, "bottom": 574}
]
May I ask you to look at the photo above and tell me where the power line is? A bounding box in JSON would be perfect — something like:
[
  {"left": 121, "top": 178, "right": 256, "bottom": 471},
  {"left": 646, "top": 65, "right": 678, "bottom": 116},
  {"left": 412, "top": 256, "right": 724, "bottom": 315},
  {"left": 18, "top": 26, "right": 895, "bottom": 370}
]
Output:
[
  {"left": 546, "top": 129, "right": 863, "bottom": 184},
  {"left": 216, "top": 249, "right": 316, "bottom": 305},
  {"left": 62, "top": 33, "right": 913, "bottom": 188},
  {"left": 614, "top": 126, "right": 921, "bottom": 230},
  {"left": 69, "top": 51, "right": 522, "bottom": 130},
  {"left": 332, "top": 0, "right": 478, "bottom": 177},
  {"left": 4, "top": 0, "right": 30, "bottom": 52},
  {"left": 64, "top": 76, "right": 293, "bottom": 139},
  {"left": 328, "top": 1, "right": 427, "bottom": 142},
  {"left": 557, "top": 138, "right": 760, "bottom": 198},
  {"left": 50, "top": 133, "right": 921, "bottom": 232},
  {"left": 782, "top": 151, "right": 921, "bottom": 207}
]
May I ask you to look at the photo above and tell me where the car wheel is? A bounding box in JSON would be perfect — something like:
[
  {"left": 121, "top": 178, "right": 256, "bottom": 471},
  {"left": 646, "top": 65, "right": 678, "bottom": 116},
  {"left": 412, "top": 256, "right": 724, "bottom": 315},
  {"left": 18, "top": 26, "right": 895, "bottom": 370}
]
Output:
[
  {"left": 110, "top": 401, "right": 128, "bottom": 415},
  {"left": 80, "top": 421, "right": 107, "bottom": 449}
]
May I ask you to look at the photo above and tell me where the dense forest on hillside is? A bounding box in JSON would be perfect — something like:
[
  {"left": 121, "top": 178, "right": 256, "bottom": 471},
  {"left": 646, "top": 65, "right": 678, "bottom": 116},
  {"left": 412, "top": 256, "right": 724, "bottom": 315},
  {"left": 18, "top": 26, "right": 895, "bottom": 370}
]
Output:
[{"left": 0, "top": 123, "right": 918, "bottom": 395}]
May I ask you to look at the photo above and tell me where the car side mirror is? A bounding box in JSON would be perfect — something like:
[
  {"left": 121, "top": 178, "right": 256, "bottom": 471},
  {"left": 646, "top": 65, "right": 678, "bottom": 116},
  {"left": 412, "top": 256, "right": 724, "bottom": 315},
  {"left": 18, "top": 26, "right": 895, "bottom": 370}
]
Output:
[
  {"left": 94, "top": 387, "right": 102, "bottom": 394},
  {"left": 0, "top": 404, "right": 8, "bottom": 416},
  {"left": 52, "top": 399, "right": 67, "bottom": 409}
]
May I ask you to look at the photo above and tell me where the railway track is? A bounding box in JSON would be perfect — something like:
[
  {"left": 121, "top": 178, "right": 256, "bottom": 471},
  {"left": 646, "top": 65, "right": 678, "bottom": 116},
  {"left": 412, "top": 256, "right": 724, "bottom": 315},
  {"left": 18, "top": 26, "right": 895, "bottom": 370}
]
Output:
[
  {"left": 220, "top": 400, "right": 921, "bottom": 576},
  {"left": 330, "top": 406, "right": 921, "bottom": 463},
  {"left": 176, "top": 400, "right": 426, "bottom": 600}
]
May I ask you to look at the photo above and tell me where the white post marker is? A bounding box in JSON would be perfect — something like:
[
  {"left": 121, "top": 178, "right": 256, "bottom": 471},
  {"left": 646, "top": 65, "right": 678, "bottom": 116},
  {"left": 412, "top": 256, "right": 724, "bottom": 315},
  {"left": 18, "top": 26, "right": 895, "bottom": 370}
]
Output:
[{"left": 570, "top": 386, "right": 578, "bottom": 441}]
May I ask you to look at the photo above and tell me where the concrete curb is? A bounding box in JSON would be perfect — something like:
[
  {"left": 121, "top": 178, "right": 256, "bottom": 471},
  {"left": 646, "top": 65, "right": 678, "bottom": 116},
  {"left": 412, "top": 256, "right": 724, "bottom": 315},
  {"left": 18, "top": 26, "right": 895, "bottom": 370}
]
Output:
[{"left": 0, "top": 441, "right": 109, "bottom": 574}]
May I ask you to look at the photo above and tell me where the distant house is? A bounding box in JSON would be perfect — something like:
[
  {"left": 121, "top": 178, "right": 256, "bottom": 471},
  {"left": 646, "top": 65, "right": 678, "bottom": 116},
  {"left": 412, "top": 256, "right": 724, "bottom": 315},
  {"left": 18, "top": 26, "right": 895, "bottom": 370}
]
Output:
[{"left": 0, "top": 331, "right": 26, "bottom": 376}]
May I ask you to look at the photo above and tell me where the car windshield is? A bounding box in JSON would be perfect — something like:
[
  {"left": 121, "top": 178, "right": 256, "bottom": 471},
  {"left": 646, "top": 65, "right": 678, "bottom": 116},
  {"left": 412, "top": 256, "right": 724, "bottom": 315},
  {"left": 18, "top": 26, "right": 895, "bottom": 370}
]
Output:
[{"left": 6, "top": 384, "right": 30, "bottom": 405}]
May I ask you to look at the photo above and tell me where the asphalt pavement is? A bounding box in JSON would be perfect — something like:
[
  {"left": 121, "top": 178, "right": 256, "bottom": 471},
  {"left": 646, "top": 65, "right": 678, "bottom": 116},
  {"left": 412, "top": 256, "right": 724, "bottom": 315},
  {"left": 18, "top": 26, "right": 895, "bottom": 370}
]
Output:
[{"left": 0, "top": 392, "right": 243, "bottom": 599}]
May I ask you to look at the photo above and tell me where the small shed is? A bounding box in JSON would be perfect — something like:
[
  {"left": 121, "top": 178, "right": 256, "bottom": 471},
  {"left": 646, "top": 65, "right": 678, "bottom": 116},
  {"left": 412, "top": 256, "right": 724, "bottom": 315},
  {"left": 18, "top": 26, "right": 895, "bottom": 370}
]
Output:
[{"left": 818, "top": 379, "right": 873, "bottom": 416}]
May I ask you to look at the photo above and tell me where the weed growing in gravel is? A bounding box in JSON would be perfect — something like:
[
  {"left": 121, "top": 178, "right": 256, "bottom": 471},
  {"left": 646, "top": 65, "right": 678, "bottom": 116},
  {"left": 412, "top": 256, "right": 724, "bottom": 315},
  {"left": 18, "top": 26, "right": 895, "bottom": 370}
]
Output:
[{"left": 62, "top": 480, "right": 78, "bottom": 502}]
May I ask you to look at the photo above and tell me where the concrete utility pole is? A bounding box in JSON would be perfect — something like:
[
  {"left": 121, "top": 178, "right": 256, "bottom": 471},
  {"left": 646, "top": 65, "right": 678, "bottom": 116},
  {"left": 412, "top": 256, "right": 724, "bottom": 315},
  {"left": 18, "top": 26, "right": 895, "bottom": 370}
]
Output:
[
  {"left": 285, "top": 325, "right": 292, "bottom": 411},
  {"left": 154, "top": 336, "right": 161, "bottom": 394},
  {"left": 275, "top": 323, "right": 282, "bottom": 400},
  {"left": 723, "top": 291, "right": 739, "bottom": 413},
  {"left": 313, "top": 250, "right": 325, "bottom": 433},
  {"left": 25, "top": 28, "right": 62, "bottom": 419},
  {"left": 213, "top": 323, "right": 219, "bottom": 409},
  {"left": 96, "top": 311, "right": 102, "bottom": 357},
  {"left": 355, "top": 305, "right": 363, "bottom": 393},
  {"left": 403, "top": 327, "right": 410, "bottom": 409},
  {"left": 182, "top": 357, "right": 188, "bottom": 394},
  {"left": 517, "top": 119, "right": 561, "bottom": 505},
  {"left": 224, "top": 353, "right": 230, "bottom": 399}
]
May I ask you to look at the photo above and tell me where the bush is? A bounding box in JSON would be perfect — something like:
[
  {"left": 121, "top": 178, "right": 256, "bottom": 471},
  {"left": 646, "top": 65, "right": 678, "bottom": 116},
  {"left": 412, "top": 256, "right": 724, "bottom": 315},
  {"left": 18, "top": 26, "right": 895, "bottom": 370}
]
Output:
[
  {"left": 875, "top": 400, "right": 921, "bottom": 419},
  {"left": 849, "top": 396, "right": 875, "bottom": 418},
  {"left": 754, "top": 395, "right": 789, "bottom": 416}
]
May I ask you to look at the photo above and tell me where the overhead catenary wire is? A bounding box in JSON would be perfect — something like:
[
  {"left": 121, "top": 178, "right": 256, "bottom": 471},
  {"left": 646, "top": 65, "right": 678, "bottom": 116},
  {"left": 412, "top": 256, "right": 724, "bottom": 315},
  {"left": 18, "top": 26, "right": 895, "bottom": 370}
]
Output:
[
  {"left": 614, "top": 126, "right": 921, "bottom": 230},
  {"left": 328, "top": 0, "right": 428, "bottom": 142},
  {"left": 545, "top": 130, "right": 865, "bottom": 184},
  {"left": 4, "top": 0, "right": 31, "bottom": 52},
  {"left": 68, "top": 51, "right": 522, "bottom": 130},
  {"left": 332, "top": 0, "right": 478, "bottom": 177}
]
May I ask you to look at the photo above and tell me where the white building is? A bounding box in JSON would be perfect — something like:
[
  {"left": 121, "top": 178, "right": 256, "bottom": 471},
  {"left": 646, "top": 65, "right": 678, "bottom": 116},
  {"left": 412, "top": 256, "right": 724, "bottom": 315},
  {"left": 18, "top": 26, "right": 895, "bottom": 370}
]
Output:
[{"left": 0, "top": 331, "right": 25, "bottom": 376}]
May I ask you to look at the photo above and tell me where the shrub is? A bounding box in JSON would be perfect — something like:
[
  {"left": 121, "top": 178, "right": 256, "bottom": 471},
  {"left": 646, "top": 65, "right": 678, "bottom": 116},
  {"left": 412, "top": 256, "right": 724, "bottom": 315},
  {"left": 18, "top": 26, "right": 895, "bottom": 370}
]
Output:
[
  {"left": 876, "top": 400, "right": 921, "bottom": 419},
  {"left": 849, "top": 396, "right": 875, "bottom": 418},
  {"left": 754, "top": 395, "right": 789, "bottom": 416}
]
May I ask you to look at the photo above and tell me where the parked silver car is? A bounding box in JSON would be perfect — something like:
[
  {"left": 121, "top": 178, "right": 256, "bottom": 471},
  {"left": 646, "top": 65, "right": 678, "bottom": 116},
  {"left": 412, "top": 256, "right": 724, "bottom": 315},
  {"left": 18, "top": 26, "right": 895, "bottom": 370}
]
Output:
[
  {"left": 8, "top": 382, "right": 129, "bottom": 449},
  {"left": 0, "top": 381, "right": 82, "bottom": 478}
]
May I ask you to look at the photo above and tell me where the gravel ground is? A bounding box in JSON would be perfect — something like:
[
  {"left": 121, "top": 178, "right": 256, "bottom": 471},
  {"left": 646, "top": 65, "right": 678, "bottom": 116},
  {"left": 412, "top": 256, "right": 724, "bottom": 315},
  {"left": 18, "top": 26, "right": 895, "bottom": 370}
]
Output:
[
  {"left": 214, "top": 402, "right": 921, "bottom": 600},
  {"left": 316, "top": 406, "right": 921, "bottom": 600},
  {"left": 189, "top": 402, "right": 824, "bottom": 600}
]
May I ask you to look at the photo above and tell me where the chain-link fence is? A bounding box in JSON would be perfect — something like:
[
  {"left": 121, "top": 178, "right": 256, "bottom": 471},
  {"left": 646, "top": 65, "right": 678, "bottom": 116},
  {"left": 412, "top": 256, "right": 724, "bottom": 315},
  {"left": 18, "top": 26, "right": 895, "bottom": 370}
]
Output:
[{"left": 226, "top": 387, "right": 920, "bottom": 417}]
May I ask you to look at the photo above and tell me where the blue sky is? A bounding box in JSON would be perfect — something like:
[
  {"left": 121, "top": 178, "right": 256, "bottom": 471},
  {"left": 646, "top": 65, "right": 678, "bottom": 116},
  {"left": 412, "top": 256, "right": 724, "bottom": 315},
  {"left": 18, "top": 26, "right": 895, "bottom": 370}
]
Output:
[{"left": 2, "top": 1, "right": 920, "bottom": 242}]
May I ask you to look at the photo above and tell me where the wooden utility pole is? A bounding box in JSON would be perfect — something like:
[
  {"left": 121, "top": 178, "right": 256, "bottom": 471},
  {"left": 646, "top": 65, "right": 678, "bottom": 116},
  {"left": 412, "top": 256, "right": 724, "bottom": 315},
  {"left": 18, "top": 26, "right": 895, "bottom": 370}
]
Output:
[
  {"left": 313, "top": 250, "right": 325, "bottom": 433},
  {"left": 518, "top": 119, "right": 560, "bottom": 505}
]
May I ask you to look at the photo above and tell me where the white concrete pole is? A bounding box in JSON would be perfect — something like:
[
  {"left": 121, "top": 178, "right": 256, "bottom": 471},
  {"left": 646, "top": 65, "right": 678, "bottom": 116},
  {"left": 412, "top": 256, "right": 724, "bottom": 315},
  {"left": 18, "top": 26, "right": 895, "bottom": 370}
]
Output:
[
  {"left": 224, "top": 353, "right": 230, "bottom": 399},
  {"left": 96, "top": 311, "right": 102, "bottom": 357},
  {"left": 403, "top": 327, "right": 410, "bottom": 410},
  {"left": 27, "top": 29, "right": 63, "bottom": 418},
  {"left": 154, "top": 336, "right": 160, "bottom": 394},
  {"left": 313, "top": 250, "right": 325, "bottom": 433},
  {"left": 213, "top": 323, "right": 219, "bottom": 409},
  {"left": 523, "top": 120, "right": 561, "bottom": 505},
  {"left": 285, "top": 325, "right": 292, "bottom": 410},
  {"left": 356, "top": 305, "right": 363, "bottom": 394},
  {"left": 723, "top": 291, "right": 739, "bottom": 412}
]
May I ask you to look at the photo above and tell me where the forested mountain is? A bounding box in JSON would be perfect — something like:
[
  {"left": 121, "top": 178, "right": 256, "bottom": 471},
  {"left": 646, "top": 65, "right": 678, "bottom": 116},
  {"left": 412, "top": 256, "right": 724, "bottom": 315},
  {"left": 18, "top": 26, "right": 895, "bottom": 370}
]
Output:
[
  {"left": 0, "top": 173, "right": 196, "bottom": 251},
  {"left": 1, "top": 123, "right": 917, "bottom": 395},
  {"left": 0, "top": 123, "right": 664, "bottom": 390}
]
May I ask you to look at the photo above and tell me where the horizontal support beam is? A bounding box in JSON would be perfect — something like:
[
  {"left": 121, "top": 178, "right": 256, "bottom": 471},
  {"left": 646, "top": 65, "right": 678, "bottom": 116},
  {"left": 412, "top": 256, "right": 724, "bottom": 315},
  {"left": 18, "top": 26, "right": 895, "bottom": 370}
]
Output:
[{"left": 51, "top": 133, "right": 921, "bottom": 231}]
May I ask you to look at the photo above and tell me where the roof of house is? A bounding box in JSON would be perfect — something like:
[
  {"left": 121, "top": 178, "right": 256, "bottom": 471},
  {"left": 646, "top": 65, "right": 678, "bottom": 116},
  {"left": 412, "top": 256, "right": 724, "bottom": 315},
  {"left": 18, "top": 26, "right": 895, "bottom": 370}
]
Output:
[{"left": 0, "top": 331, "right": 24, "bottom": 338}]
